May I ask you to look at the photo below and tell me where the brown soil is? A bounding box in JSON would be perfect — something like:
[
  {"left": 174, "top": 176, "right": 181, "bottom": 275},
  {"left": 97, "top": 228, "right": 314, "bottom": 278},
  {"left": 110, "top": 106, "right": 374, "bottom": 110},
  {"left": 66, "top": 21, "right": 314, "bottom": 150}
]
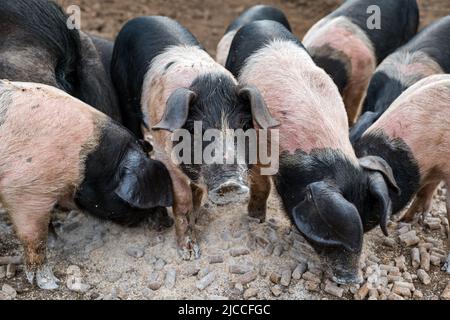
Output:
[{"left": 1, "top": 0, "right": 450, "bottom": 301}]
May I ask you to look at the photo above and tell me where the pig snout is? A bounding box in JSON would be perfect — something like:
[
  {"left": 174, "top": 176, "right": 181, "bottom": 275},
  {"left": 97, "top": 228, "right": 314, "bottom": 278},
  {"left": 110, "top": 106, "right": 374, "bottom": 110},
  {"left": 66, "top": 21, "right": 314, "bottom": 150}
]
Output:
[
  {"left": 205, "top": 165, "right": 249, "bottom": 205},
  {"left": 323, "top": 248, "right": 363, "bottom": 285}
]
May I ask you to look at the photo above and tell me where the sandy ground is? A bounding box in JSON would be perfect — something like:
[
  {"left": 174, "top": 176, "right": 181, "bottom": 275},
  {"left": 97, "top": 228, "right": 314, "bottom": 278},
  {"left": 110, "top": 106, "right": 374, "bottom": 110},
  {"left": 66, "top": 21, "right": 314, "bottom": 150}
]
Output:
[{"left": 1, "top": 0, "right": 450, "bottom": 300}]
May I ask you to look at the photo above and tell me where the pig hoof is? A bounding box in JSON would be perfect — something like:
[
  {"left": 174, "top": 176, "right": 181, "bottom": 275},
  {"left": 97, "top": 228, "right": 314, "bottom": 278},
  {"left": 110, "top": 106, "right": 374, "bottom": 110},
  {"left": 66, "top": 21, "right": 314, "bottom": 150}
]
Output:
[
  {"left": 36, "top": 265, "right": 60, "bottom": 290},
  {"left": 248, "top": 209, "right": 266, "bottom": 223},
  {"left": 178, "top": 238, "right": 201, "bottom": 261},
  {"left": 332, "top": 273, "right": 363, "bottom": 285}
]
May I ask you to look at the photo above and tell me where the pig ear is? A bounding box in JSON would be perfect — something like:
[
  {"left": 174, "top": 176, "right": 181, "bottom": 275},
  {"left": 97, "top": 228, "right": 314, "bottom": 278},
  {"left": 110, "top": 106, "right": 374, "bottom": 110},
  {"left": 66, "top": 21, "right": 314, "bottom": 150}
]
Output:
[
  {"left": 153, "top": 88, "right": 197, "bottom": 132},
  {"left": 292, "top": 181, "right": 363, "bottom": 253},
  {"left": 238, "top": 85, "right": 280, "bottom": 129},
  {"left": 359, "top": 156, "right": 400, "bottom": 194},
  {"left": 115, "top": 151, "right": 173, "bottom": 209},
  {"left": 366, "top": 171, "right": 393, "bottom": 237}
]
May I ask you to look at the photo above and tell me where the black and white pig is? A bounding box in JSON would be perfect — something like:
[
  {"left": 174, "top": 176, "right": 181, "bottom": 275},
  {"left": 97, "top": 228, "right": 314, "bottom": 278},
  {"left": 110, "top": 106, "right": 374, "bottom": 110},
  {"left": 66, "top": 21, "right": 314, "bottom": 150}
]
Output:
[
  {"left": 350, "top": 16, "right": 450, "bottom": 143},
  {"left": 303, "top": 0, "right": 419, "bottom": 125},
  {"left": 111, "top": 16, "right": 279, "bottom": 260},
  {"left": 354, "top": 74, "right": 450, "bottom": 274},
  {"left": 216, "top": 4, "right": 292, "bottom": 66},
  {"left": 0, "top": 80, "right": 173, "bottom": 289},
  {"left": 0, "top": 0, "right": 122, "bottom": 122},
  {"left": 226, "top": 20, "right": 401, "bottom": 284}
]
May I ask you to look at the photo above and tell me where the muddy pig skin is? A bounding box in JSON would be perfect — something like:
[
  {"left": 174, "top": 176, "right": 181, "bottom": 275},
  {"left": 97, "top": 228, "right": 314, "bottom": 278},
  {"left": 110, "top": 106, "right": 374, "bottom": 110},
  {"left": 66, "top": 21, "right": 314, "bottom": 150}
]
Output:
[
  {"left": 351, "top": 16, "right": 450, "bottom": 143},
  {"left": 226, "top": 20, "right": 401, "bottom": 284},
  {"left": 0, "top": 81, "right": 173, "bottom": 289},
  {"left": 111, "top": 16, "right": 279, "bottom": 260},
  {"left": 355, "top": 74, "right": 450, "bottom": 274},
  {"left": 303, "top": 0, "right": 419, "bottom": 125},
  {"left": 216, "top": 4, "right": 291, "bottom": 66},
  {"left": 0, "top": 0, "right": 122, "bottom": 122}
]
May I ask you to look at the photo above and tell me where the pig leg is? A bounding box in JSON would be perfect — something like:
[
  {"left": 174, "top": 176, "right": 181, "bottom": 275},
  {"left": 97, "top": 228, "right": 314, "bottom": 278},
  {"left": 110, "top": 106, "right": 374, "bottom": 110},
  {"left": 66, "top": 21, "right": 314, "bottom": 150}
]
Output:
[
  {"left": 6, "top": 198, "right": 59, "bottom": 289},
  {"left": 402, "top": 182, "right": 439, "bottom": 222},
  {"left": 248, "top": 166, "right": 271, "bottom": 222},
  {"left": 163, "top": 163, "right": 200, "bottom": 260}
]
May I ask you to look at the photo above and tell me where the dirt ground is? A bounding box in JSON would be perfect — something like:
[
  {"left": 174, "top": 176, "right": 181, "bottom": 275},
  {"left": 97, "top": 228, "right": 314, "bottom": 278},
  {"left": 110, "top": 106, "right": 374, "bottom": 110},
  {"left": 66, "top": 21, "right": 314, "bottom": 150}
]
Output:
[{"left": 1, "top": 0, "right": 450, "bottom": 300}]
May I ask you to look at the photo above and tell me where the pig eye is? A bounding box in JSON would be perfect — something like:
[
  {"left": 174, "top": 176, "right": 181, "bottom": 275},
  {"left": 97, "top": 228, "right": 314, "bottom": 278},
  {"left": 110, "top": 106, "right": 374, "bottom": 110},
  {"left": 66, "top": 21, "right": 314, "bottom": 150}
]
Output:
[{"left": 305, "top": 188, "right": 313, "bottom": 202}]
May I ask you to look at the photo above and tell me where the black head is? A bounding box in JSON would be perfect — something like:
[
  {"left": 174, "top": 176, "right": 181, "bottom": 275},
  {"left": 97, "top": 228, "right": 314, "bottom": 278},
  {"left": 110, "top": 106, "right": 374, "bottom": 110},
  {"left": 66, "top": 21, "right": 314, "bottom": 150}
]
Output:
[
  {"left": 153, "top": 72, "right": 279, "bottom": 205},
  {"left": 277, "top": 148, "right": 401, "bottom": 283},
  {"left": 75, "top": 122, "right": 173, "bottom": 226}
]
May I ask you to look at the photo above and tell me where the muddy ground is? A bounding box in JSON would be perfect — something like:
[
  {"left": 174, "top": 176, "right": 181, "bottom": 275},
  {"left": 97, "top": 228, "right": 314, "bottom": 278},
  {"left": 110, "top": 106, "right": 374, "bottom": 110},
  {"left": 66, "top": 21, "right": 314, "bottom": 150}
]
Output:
[{"left": 1, "top": 0, "right": 450, "bottom": 300}]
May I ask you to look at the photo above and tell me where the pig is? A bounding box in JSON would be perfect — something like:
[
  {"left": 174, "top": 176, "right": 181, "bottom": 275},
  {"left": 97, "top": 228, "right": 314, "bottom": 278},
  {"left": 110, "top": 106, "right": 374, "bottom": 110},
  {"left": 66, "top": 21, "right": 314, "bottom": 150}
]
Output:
[
  {"left": 226, "top": 20, "right": 401, "bottom": 284},
  {"left": 0, "top": 80, "right": 173, "bottom": 289},
  {"left": 0, "top": 0, "right": 122, "bottom": 122},
  {"left": 303, "top": 0, "right": 419, "bottom": 125},
  {"left": 350, "top": 16, "right": 450, "bottom": 143},
  {"left": 111, "top": 16, "right": 278, "bottom": 260},
  {"left": 354, "top": 74, "right": 450, "bottom": 274},
  {"left": 216, "top": 4, "right": 291, "bottom": 66}
]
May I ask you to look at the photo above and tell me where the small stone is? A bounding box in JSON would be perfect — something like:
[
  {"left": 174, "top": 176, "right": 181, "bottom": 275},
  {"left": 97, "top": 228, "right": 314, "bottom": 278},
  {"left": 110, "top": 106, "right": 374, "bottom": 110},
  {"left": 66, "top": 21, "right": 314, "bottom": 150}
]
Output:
[
  {"left": 397, "top": 225, "right": 410, "bottom": 235},
  {"left": 243, "top": 288, "right": 258, "bottom": 299},
  {"left": 292, "top": 263, "right": 307, "bottom": 280},
  {"left": 419, "top": 248, "right": 430, "bottom": 272},
  {"left": 183, "top": 264, "right": 200, "bottom": 277},
  {"left": 66, "top": 265, "right": 90, "bottom": 293},
  {"left": 280, "top": 269, "right": 292, "bottom": 287},
  {"left": 302, "top": 271, "right": 321, "bottom": 283},
  {"left": 230, "top": 248, "right": 250, "bottom": 257},
  {"left": 196, "top": 272, "right": 215, "bottom": 290},
  {"left": 403, "top": 272, "right": 413, "bottom": 283},
  {"left": 399, "top": 231, "right": 420, "bottom": 246},
  {"left": 413, "top": 290, "right": 423, "bottom": 299},
  {"left": 2, "top": 284, "right": 17, "bottom": 299},
  {"left": 255, "top": 235, "right": 269, "bottom": 248},
  {"left": 237, "top": 270, "right": 258, "bottom": 285},
  {"left": 234, "top": 282, "right": 244, "bottom": 293},
  {"left": 148, "top": 271, "right": 164, "bottom": 290},
  {"left": 270, "top": 272, "right": 281, "bottom": 284},
  {"left": 430, "top": 254, "right": 444, "bottom": 266},
  {"left": 271, "top": 285, "right": 282, "bottom": 297},
  {"left": 209, "top": 255, "right": 224, "bottom": 264},
  {"left": 6, "top": 264, "right": 16, "bottom": 279},
  {"left": 324, "top": 282, "right": 344, "bottom": 298},
  {"left": 388, "top": 292, "right": 404, "bottom": 300},
  {"left": 273, "top": 244, "right": 284, "bottom": 257},
  {"left": 229, "top": 264, "right": 252, "bottom": 275},
  {"left": 392, "top": 283, "right": 411, "bottom": 298},
  {"left": 0, "top": 265, "right": 5, "bottom": 279},
  {"left": 355, "top": 282, "right": 369, "bottom": 300},
  {"left": 417, "top": 269, "right": 431, "bottom": 285},
  {"left": 165, "top": 268, "right": 176, "bottom": 289},
  {"left": 198, "top": 267, "right": 211, "bottom": 279},
  {"left": 263, "top": 243, "right": 274, "bottom": 256},
  {"left": 126, "top": 246, "right": 144, "bottom": 258},
  {"left": 441, "top": 283, "right": 450, "bottom": 300},
  {"left": 305, "top": 280, "right": 320, "bottom": 292},
  {"left": 369, "top": 289, "right": 379, "bottom": 300},
  {"left": 382, "top": 238, "right": 396, "bottom": 248},
  {"left": 154, "top": 258, "right": 166, "bottom": 271},
  {"left": 411, "top": 248, "right": 420, "bottom": 269},
  {"left": 394, "top": 256, "right": 406, "bottom": 272}
]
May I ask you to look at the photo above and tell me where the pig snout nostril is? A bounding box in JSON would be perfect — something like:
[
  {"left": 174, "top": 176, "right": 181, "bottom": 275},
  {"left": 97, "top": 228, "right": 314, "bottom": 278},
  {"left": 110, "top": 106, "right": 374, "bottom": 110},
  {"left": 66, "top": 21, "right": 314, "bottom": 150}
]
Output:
[
  {"left": 208, "top": 181, "right": 250, "bottom": 206},
  {"left": 216, "top": 182, "right": 249, "bottom": 196}
]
